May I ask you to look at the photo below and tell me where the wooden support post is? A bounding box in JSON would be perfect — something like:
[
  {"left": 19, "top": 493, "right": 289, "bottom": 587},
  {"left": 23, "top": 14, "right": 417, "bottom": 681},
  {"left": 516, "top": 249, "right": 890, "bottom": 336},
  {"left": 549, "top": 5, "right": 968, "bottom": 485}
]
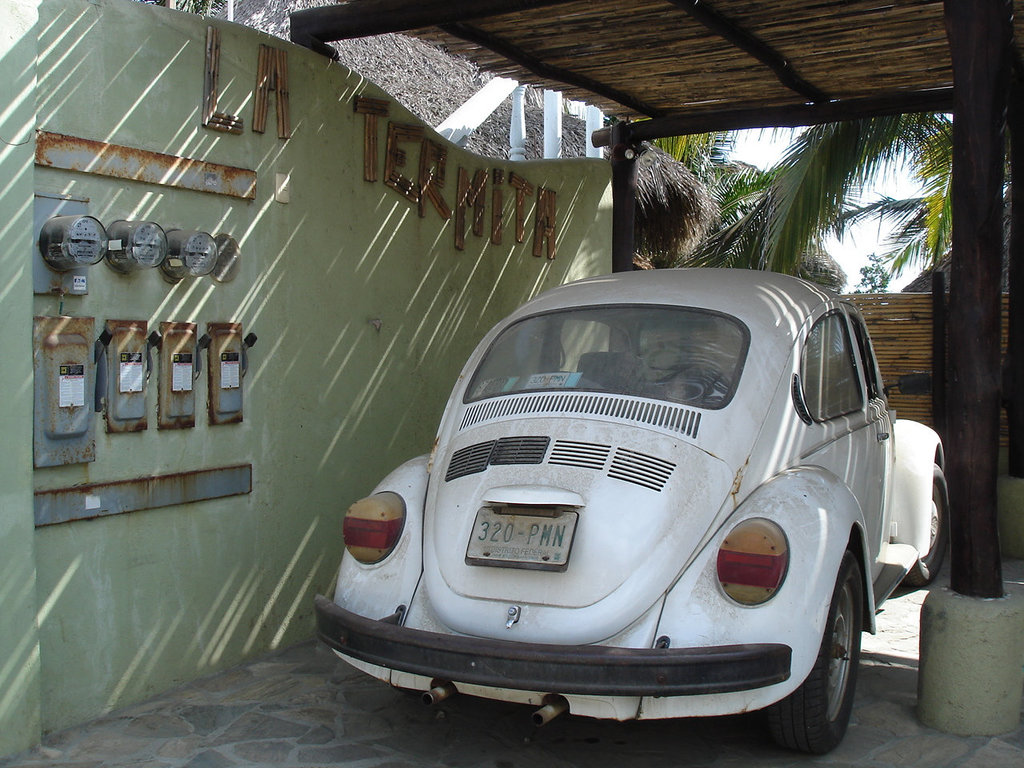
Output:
[
  {"left": 931, "top": 271, "right": 947, "bottom": 440},
  {"left": 1008, "top": 75, "right": 1024, "bottom": 478},
  {"left": 610, "top": 122, "right": 638, "bottom": 273},
  {"left": 943, "top": 0, "right": 1012, "bottom": 598}
]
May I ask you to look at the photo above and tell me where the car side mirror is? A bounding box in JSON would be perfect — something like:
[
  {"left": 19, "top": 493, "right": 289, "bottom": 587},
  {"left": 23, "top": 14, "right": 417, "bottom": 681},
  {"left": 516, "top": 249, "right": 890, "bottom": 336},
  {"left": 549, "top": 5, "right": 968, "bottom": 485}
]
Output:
[{"left": 884, "top": 373, "right": 932, "bottom": 397}]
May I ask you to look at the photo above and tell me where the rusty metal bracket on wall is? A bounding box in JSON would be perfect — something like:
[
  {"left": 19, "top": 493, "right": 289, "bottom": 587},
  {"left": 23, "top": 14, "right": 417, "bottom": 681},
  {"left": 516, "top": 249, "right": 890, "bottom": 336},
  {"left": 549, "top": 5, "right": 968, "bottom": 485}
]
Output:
[
  {"left": 33, "top": 463, "right": 253, "bottom": 527},
  {"left": 35, "top": 131, "right": 257, "bottom": 200}
]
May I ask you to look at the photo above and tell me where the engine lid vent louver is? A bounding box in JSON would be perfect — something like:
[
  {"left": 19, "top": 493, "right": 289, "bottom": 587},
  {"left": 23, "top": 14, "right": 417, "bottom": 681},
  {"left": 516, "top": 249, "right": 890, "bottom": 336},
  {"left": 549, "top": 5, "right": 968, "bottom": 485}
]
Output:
[
  {"left": 608, "top": 448, "right": 676, "bottom": 492},
  {"left": 548, "top": 440, "right": 612, "bottom": 470},
  {"left": 445, "top": 437, "right": 676, "bottom": 492},
  {"left": 490, "top": 436, "right": 550, "bottom": 465},
  {"left": 445, "top": 436, "right": 551, "bottom": 481},
  {"left": 459, "top": 392, "right": 701, "bottom": 439},
  {"left": 445, "top": 441, "right": 497, "bottom": 481}
]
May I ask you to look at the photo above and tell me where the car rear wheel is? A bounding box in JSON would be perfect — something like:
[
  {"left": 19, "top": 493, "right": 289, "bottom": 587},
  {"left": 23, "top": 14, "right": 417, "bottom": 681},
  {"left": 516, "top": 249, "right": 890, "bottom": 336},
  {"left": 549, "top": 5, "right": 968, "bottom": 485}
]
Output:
[
  {"left": 903, "top": 465, "right": 949, "bottom": 587},
  {"left": 767, "top": 551, "right": 863, "bottom": 754}
]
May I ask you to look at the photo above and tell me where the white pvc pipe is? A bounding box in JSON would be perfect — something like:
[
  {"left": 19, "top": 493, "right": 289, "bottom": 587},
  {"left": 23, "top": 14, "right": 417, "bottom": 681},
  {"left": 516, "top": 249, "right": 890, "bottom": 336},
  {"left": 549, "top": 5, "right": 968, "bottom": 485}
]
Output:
[
  {"left": 586, "top": 105, "right": 605, "bottom": 158},
  {"left": 509, "top": 85, "right": 527, "bottom": 161},
  {"left": 543, "top": 89, "right": 563, "bottom": 159}
]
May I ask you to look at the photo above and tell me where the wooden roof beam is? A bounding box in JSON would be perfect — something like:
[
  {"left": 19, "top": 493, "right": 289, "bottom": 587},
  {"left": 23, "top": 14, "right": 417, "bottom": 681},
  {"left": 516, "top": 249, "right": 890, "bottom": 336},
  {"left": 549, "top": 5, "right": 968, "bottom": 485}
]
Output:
[
  {"left": 289, "top": 0, "right": 576, "bottom": 48},
  {"left": 591, "top": 87, "right": 954, "bottom": 146},
  {"left": 666, "top": 0, "right": 830, "bottom": 103}
]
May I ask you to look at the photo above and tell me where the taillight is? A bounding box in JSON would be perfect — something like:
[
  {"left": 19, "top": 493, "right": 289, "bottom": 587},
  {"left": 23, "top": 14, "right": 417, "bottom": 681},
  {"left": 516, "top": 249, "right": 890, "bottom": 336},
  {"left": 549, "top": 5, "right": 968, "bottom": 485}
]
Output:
[
  {"left": 717, "top": 518, "right": 789, "bottom": 605},
  {"left": 343, "top": 492, "right": 406, "bottom": 564}
]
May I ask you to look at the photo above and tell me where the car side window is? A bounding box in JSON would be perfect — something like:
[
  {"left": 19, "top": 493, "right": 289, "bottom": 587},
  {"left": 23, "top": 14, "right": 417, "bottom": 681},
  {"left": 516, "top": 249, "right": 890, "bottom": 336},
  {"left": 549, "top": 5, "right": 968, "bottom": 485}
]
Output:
[
  {"left": 801, "top": 313, "right": 864, "bottom": 421},
  {"left": 847, "top": 310, "right": 884, "bottom": 401}
]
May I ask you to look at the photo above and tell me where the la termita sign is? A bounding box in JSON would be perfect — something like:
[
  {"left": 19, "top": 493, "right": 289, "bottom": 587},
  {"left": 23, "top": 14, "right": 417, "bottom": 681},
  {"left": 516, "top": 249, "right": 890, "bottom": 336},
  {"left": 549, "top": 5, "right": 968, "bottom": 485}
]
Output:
[
  {"left": 355, "top": 97, "right": 558, "bottom": 260},
  {"left": 201, "top": 32, "right": 557, "bottom": 258}
]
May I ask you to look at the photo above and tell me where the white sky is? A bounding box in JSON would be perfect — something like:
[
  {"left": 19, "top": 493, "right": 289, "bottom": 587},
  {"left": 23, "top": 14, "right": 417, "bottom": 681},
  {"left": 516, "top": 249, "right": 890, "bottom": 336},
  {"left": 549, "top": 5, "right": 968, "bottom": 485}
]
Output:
[{"left": 730, "top": 129, "right": 922, "bottom": 292}]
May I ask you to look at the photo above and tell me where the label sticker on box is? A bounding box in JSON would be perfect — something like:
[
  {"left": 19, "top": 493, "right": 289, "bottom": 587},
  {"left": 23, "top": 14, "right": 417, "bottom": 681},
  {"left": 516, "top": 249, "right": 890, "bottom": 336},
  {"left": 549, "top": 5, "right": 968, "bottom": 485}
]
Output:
[
  {"left": 119, "top": 352, "right": 144, "bottom": 393},
  {"left": 220, "top": 352, "right": 240, "bottom": 389},
  {"left": 172, "top": 353, "right": 193, "bottom": 392},
  {"left": 58, "top": 364, "right": 85, "bottom": 407}
]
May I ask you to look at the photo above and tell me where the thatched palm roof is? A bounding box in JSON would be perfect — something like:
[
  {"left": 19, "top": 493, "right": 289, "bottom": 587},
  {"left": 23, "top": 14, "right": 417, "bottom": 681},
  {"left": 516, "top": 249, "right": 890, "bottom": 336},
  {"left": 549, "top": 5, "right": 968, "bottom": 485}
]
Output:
[
  {"left": 799, "top": 244, "right": 847, "bottom": 294},
  {"left": 633, "top": 144, "right": 717, "bottom": 267},
  {"left": 902, "top": 255, "right": 1010, "bottom": 294}
]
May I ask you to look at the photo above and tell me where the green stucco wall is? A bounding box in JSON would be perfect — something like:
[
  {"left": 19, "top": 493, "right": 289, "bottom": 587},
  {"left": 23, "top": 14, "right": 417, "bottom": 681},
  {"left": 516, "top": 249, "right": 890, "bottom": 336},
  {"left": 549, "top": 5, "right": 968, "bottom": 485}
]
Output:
[
  {"left": 0, "top": 0, "right": 43, "bottom": 758},
  {"left": 1, "top": 0, "right": 611, "bottom": 752}
]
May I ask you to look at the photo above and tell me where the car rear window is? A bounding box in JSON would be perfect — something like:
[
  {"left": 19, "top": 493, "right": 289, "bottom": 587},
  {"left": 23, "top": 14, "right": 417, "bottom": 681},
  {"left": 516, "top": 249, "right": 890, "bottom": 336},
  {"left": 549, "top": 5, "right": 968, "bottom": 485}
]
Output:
[{"left": 465, "top": 305, "right": 749, "bottom": 410}]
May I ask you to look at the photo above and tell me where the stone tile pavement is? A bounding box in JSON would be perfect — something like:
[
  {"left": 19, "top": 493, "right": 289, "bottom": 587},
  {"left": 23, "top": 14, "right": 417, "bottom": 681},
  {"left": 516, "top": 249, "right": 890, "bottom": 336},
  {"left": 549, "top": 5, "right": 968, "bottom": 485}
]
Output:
[{"left": 2, "top": 560, "right": 1022, "bottom": 768}]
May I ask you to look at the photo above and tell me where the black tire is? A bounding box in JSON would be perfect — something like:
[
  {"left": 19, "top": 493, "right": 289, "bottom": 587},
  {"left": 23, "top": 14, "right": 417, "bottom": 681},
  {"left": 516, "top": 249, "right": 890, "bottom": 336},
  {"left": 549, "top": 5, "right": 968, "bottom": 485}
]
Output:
[
  {"left": 767, "top": 552, "right": 863, "bottom": 754},
  {"left": 902, "top": 465, "right": 949, "bottom": 587}
]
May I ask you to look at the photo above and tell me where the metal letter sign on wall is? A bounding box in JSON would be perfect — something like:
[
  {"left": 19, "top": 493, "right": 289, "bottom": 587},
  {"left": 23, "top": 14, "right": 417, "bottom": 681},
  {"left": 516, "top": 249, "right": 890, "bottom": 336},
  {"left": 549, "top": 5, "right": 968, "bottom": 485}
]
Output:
[
  {"left": 203, "top": 26, "right": 244, "bottom": 134},
  {"left": 203, "top": 28, "right": 291, "bottom": 139},
  {"left": 253, "top": 44, "right": 292, "bottom": 139},
  {"left": 354, "top": 97, "right": 558, "bottom": 257}
]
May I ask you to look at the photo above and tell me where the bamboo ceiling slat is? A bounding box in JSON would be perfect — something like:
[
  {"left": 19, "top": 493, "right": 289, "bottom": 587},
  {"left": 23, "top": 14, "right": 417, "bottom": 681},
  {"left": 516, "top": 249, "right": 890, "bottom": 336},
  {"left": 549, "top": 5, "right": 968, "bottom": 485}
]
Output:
[{"left": 394, "top": 0, "right": 1015, "bottom": 119}]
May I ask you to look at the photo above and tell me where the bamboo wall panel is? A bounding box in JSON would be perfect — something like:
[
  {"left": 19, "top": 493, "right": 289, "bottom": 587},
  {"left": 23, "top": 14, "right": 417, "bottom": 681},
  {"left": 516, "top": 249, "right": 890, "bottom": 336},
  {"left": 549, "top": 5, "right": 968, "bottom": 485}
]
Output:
[{"left": 847, "top": 293, "right": 1009, "bottom": 444}]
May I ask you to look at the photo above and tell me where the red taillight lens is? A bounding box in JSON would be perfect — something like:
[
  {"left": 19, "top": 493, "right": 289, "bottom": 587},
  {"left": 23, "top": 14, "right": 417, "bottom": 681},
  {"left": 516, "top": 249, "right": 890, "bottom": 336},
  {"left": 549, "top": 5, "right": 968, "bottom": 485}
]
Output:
[
  {"left": 343, "top": 516, "right": 403, "bottom": 549},
  {"left": 343, "top": 492, "right": 406, "bottom": 564},
  {"left": 717, "top": 549, "right": 787, "bottom": 586},
  {"left": 717, "top": 518, "right": 789, "bottom": 605}
]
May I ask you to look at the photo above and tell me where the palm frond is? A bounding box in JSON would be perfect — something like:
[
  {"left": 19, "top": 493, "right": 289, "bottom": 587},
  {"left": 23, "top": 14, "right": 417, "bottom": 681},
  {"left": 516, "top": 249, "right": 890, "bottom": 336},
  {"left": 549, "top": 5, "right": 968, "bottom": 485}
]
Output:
[
  {"left": 655, "top": 132, "right": 733, "bottom": 168},
  {"left": 691, "top": 113, "right": 951, "bottom": 282},
  {"left": 843, "top": 196, "right": 924, "bottom": 229}
]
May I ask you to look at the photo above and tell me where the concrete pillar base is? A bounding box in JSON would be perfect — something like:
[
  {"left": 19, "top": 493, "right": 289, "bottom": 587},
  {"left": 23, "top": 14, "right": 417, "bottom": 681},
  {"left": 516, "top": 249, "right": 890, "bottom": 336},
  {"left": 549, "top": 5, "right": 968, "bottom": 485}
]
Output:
[
  {"left": 998, "top": 475, "right": 1024, "bottom": 558},
  {"left": 918, "top": 587, "right": 1024, "bottom": 736}
]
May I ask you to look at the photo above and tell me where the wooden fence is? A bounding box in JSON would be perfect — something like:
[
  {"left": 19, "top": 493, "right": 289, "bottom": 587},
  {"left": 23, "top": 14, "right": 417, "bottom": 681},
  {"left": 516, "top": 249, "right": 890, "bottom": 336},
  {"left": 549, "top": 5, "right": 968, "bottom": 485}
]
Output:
[{"left": 846, "top": 292, "right": 1010, "bottom": 443}]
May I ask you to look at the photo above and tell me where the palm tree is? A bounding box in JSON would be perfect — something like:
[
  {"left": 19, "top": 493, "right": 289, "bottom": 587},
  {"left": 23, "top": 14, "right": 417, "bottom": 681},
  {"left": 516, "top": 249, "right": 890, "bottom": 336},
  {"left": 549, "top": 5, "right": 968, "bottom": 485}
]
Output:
[
  {"left": 842, "top": 115, "right": 953, "bottom": 277},
  {"left": 683, "top": 113, "right": 953, "bottom": 283},
  {"left": 651, "top": 131, "right": 847, "bottom": 290}
]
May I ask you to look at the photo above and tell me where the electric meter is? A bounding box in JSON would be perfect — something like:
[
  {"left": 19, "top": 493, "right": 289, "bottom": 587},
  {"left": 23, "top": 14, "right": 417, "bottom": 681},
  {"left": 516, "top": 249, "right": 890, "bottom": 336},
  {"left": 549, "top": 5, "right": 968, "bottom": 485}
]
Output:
[
  {"left": 38, "top": 215, "right": 108, "bottom": 271},
  {"left": 212, "top": 233, "right": 241, "bottom": 283},
  {"left": 161, "top": 230, "right": 219, "bottom": 281},
  {"left": 105, "top": 220, "right": 168, "bottom": 274}
]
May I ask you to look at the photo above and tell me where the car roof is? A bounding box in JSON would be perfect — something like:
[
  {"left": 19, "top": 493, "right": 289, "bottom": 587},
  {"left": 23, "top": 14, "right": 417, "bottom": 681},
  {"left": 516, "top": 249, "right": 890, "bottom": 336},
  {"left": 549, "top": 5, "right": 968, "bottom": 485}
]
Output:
[{"left": 511, "top": 269, "right": 838, "bottom": 342}]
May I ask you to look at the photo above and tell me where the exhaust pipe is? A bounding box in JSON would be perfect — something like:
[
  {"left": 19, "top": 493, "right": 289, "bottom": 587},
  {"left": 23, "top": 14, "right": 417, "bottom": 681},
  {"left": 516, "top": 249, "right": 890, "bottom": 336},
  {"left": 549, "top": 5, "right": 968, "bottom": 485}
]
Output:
[
  {"left": 422, "top": 681, "right": 457, "bottom": 706},
  {"left": 532, "top": 695, "right": 569, "bottom": 726}
]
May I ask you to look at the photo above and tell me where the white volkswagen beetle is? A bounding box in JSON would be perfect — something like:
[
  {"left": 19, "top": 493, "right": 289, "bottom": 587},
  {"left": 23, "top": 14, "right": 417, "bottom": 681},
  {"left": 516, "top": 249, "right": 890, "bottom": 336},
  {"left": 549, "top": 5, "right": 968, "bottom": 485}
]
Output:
[{"left": 316, "top": 269, "right": 947, "bottom": 754}]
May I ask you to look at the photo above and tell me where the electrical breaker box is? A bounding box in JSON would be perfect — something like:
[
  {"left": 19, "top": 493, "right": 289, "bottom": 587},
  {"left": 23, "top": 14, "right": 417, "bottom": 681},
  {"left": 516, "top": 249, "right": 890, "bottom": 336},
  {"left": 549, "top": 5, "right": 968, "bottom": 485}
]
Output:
[
  {"left": 157, "top": 321, "right": 198, "bottom": 430},
  {"left": 207, "top": 322, "right": 244, "bottom": 425},
  {"left": 102, "top": 319, "right": 149, "bottom": 433},
  {"left": 33, "top": 316, "right": 96, "bottom": 467}
]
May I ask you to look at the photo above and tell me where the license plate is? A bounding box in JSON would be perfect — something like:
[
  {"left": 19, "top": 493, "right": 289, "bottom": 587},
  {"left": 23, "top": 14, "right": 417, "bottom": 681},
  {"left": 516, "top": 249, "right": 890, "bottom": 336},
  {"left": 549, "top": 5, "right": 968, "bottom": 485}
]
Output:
[{"left": 465, "top": 507, "right": 578, "bottom": 571}]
